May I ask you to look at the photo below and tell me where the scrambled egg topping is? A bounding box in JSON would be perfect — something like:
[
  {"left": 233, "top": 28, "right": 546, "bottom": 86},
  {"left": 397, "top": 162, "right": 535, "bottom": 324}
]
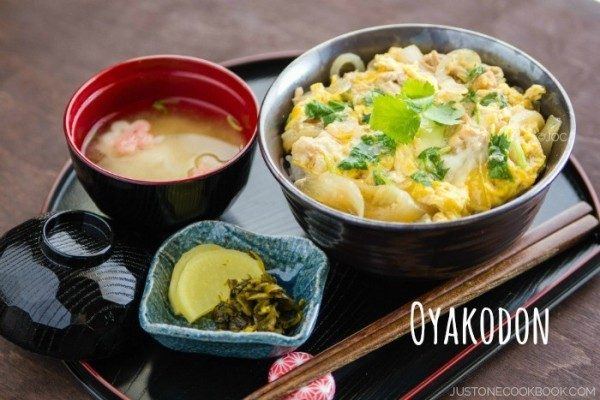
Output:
[{"left": 283, "top": 46, "right": 558, "bottom": 222}]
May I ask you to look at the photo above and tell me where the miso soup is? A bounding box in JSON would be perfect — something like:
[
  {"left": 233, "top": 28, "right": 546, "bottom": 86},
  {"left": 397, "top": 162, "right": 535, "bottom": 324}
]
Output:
[{"left": 84, "top": 98, "right": 245, "bottom": 181}]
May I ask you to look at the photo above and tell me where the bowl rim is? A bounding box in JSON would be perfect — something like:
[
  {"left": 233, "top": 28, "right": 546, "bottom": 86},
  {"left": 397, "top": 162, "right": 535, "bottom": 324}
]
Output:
[
  {"left": 63, "top": 54, "right": 259, "bottom": 186},
  {"left": 258, "top": 23, "right": 576, "bottom": 230},
  {"left": 138, "top": 220, "right": 329, "bottom": 347}
]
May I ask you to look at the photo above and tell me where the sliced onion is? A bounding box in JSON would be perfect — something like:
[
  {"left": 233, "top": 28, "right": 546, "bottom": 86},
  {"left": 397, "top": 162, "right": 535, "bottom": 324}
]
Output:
[
  {"left": 226, "top": 114, "right": 242, "bottom": 131},
  {"left": 401, "top": 45, "right": 423, "bottom": 63},
  {"left": 330, "top": 53, "right": 365, "bottom": 77},
  {"left": 538, "top": 115, "right": 561, "bottom": 156},
  {"left": 327, "top": 77, "right": 351, "bottom": 95}
]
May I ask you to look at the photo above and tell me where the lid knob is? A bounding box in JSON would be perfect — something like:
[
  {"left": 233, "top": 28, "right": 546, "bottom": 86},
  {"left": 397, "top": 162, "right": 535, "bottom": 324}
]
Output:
[{"left": 41, "top": 210, "right": 113, "bottom": 268}]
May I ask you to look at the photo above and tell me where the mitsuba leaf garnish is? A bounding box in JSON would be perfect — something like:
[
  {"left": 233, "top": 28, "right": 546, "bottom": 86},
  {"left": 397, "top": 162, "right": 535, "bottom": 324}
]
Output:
[
  {"left": 338, "top": 133, "right": 396, "bottom": 170},
  {"left": 327, "top": 100, "right": 347, "bottom": 112},
  {"left": 463, "top": 89, "right": 477, "bottom": 104},
  {"left": 488, "top": 133, "right": 513, "bottom": 180},
  {"left": 373, "top": 169, "right": 387, "bottom": 185},
  {"left": 422, "top": 103, "right": 464, "bottom": 125},
  {"left": 402, "top": 78, "right": 435, "bottom": 98},
  {"left": 363, "top": 88, "right": 384, "bottom": 106},
  {"left": 153, "top": 99, "right": 168, "bottom": 113},
  {"left": 418, "top": 147, "right": 449, "bottom": 180},
  {"left": 369, "top": 95, "right": 421, "bottom": 143},
  {"left": 410, "top": 147, "right": 449, "bottom": 186},
  {"left": 304, "top": 100, "right": 348, "bottom": 126},
  {"left": 480, "top": 92, "right": 508, "bottom": 108},
  {"left": 410, "top": 170, "right": 433, "bottom": 186},
  {"left": 466, "top": 65, "right": 485, "bottom": 82},
  {"left": 401, "top": 78, "right": 435, "bottom": 112}
]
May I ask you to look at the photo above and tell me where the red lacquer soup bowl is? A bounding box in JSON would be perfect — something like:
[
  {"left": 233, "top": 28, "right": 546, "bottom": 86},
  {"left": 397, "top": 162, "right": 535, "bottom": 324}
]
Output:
[{"left": 64, "top": 55, "right": 258, "bottom": 231}]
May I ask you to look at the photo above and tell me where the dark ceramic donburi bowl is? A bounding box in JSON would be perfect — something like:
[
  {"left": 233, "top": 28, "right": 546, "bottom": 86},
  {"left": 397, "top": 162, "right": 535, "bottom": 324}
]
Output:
[
  {"left": 139, "top": 220, "right": 329, "bottom": 358},
  {"left": 259, "top": 25, "right": 575, "bottom": 279},
  {"left": 64, "top": 56, "right": 258, "bottom": 232}
]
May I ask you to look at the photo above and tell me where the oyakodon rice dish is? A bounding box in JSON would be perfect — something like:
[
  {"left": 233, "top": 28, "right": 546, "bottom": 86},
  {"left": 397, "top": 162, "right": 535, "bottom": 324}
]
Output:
[{"left": 282, "top": 46, "right": 562, "bottom": 223}]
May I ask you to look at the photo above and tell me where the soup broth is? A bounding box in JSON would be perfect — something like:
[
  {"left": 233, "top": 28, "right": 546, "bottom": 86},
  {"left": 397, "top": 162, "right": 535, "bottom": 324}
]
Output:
[{"left": 84, "top": 98, "right": 245, "bottom": 181}]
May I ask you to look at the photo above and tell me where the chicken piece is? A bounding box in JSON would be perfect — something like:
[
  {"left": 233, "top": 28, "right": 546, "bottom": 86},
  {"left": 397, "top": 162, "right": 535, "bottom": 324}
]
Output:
[
  {"left": 508, "top": 107, "right": 545, "bottom": 134},
  {"left": 471, "top": 70, "right": 498, "bottom": 91},
  {"left": 368, "top": 53, "right": 404, "bottom": 72},
  {"left": 291, "top": 133, "right": 345, "bottom": 175},
  {"left": 522, "top": 84, "right": 546, "bottom": 109},
  {"left": 489, "top": 66, "right": 505, "bottom": 82},
  {"left": 421, "top": 50, "right": 440, "bottom": 71},
  {"left": 445, "top": 123, "right": 488, "bottom": 186},
  {"left": 282, "top": 122, "right": 321, "bottom": 152},
  {"left": 292, "top": 87, "right": 304, "bottom": 102},
  {"left": 437, "top": 78, "right": 468, "bottom": 103},
  {"left": 442, "top": 49, "right": 481, "bottom": 82},
  {"left": 325, "top": 119, "right": 364, "bottom": 143},
  {"left": 448, "top": 123, "right": 487, "bottom": 152}
]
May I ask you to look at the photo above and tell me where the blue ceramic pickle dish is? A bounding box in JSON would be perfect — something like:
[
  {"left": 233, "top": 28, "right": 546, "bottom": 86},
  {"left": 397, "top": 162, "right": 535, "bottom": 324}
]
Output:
[{"left": 139, "top": 220, "right": 329, "bottom": 358}]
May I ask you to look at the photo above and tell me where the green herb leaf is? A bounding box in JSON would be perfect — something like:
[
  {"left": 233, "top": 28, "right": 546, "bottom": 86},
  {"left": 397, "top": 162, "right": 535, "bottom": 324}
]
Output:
[
  {"left": 402, "top": 78, "right": 435, "bottom": 112},
  {"left": 327, "top": 100, "right": 347, "bottom": 112},
  {"left": 373, "top": 170, "right": 387, "bottom": 185},
  {"left": 509, "top": 139, "right": 528, "bottom": 168},
  {"left": 402, "top": 78, "right": 435, "bottom": 99},
  {"left": 322, "top": 112, "right": 344, "bottom": 126},
  {"left": 463, "top": 89, "right": 477, "bottom": 103},
  {"left": 405, "top": 97, "right": 435, "bottom": 112},
  {"left": 410, "top": 171, "right": 433, "bottom": 186},
  {"left": 410, "top": 147, "right": 449, "bottom": 185},
  {"left": 417, "top": 147, "right": 449, "bottom": 180},
  {"left": 304, "top": 100, "right": 347, "bottom": 125},
  {"left": 466, "top": 65, "right": 485, "bottom": 81},
  {"left": 363, "top": 88, "right": 384, "bottom": 106},
  {"left": 422, "top": 103, "right": 464, "bottom": 125},
  {"left": 153, "top": 99, "right": 168, "bottom": 113},
  {"left": 362, "top": 113, "right": 371, "bottom": 124},
  {"left": 338, "top": 134, "right": 396, "bottom": 170},
  {"left": 488, "top": 133, "right": 513, "bottom": 180},
  {"left": 369, "top": 95, "right": 420, "bottom": 143},
  {"left": 305, "top": 101, "right": 332, "bottom": 119},
  {"left": 480, "top": 92, "right": 508, "bottom": 108}
]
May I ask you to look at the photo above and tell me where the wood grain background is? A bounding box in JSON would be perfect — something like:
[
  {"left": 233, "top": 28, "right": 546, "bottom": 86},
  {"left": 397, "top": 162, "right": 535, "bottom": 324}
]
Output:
[{"left": 0, "top": 0, "right": 598, "bottom": 398}]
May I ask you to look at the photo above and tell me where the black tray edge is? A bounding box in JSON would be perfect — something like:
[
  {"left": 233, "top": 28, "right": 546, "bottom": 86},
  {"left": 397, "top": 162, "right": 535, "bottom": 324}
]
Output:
[{"left": 44, "top": 52, "right": 599, "bottom": 400}]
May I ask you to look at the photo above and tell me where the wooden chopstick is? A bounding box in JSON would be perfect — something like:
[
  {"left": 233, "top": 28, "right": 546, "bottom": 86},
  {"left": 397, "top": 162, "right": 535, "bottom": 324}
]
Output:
[
  {"left": 245, "top": 207, "right": 597, "bottom": 400},
  {"left": 247, "top": 201, "right": 591, "bottom": 397}
]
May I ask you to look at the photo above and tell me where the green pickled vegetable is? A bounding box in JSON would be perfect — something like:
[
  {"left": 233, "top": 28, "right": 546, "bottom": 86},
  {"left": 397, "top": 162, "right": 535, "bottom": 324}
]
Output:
[{"left": 211, "top": 273, "right": 305, "bottom": 334}]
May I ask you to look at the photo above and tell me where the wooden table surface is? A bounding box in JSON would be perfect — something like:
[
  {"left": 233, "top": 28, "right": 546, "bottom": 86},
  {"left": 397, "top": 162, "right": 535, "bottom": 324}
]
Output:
[{"left": 0, "top": 1, "right": 598, "bottom": 399}]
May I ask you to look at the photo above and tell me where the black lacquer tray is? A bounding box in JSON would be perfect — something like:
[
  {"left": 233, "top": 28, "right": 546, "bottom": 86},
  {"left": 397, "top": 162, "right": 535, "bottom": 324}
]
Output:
[{"left": 42, "top": 53, "right": 600, "bottom": 400}]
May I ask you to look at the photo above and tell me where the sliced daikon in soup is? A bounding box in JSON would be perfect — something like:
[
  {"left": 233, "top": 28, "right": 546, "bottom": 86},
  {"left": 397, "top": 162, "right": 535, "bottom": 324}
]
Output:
[{"left": 84, "top": 98, "right": 244, "bottom": 181}]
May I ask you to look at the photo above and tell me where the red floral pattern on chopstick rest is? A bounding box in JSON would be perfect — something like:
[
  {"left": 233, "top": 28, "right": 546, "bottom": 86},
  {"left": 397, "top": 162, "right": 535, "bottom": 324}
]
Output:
[{"left": 268, "top": 352, "right": 336, "bottom": 400}]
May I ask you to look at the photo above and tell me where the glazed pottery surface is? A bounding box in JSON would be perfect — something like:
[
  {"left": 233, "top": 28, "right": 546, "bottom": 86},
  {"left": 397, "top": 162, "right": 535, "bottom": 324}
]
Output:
[
  {"left": 139, "top": 220, "right": 329, "bottom": 358},
  {"left": 259, "top": 25, "right": 575, "bottom": 277}
]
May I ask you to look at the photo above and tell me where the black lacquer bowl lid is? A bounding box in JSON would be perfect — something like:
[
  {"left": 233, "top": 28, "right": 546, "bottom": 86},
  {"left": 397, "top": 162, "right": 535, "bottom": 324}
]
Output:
[{"left": 0, "top": 210, "right": 151, "bottom": 359}]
